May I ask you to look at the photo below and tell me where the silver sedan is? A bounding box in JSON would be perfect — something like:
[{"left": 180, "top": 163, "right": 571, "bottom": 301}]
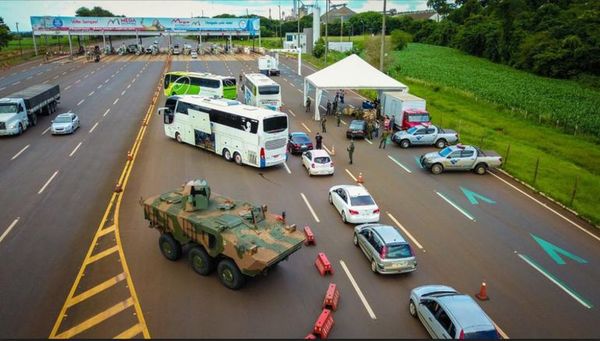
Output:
[{"left": 51, "top": 112, "right": 80, "bottom": 135}]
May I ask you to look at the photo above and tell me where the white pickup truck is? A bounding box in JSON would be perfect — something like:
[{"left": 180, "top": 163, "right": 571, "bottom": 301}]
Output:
[
  {"left": 392, "top": 124, "right": 459, "bottom": 149},
  {"left": 0, "top": 84, "right": 60, "bottom": 136},
  {"left": 419, "top": 144, "right": 503, "bottom": 175}
]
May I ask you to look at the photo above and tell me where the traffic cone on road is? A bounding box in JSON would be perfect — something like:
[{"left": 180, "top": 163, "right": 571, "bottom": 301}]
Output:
[
  {"left": 357, "top": 172, "right": 364, "bottom": 184},
  {"left": 330, "top": 145, "right": 336, "bottom": 156},
  {"left": 475, "top": 282, "right": 489, "bottom": 301}
]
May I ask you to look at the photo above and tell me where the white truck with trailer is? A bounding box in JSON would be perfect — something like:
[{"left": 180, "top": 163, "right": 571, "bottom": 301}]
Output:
[
  {"left": 0, "top": 84, "right": 61, "bottom": 136},
  {"left": 258, "top": 55, "right": 280, "bottom": 76},
  {"left": 381, "top": 92, "right": 431, "bottom": 131}
]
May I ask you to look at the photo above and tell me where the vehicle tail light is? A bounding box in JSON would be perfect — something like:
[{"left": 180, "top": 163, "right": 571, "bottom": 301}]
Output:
[
  {"left": 260, "top": 147, "right": 265, "bottom": 160},
  {"left": 311, "top": 163, "right": 315, "bottom": 168},
  {"left": 380, "top": 245, "right": 388, "bottom": 259},
  {"left": 349, "top": 209, "right": 359, "bottom": 215},
  {"left": 459, "top": 329, "right": 464, "bottom": 339},
  {"left": 373, "top": 208, "right": 380, "bottom": 214},
  {"left": 330, "top": 161, "right": 334, "bottom": 166}
]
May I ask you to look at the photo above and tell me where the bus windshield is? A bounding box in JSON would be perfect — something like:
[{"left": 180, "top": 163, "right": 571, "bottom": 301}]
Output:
[
  {"left": 258, "top": 85, "right": 280, "bottom": 95},
  {"left": 263, "top": 116, "right": 287, "bottom": 133}
]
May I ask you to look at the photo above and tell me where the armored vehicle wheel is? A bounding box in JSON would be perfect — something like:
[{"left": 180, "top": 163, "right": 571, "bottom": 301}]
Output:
[
  {"left": 217, "top": 259, "right": 246, "bottom": 290},
  {"left": 400, "top": 139, "right": 410, "bottom": 149},
  {"left": 159, "top": 233, "right": 182, "bottom": 261},
  {"left": 189, "top": 245, "right": 215, "bottom": 276}
]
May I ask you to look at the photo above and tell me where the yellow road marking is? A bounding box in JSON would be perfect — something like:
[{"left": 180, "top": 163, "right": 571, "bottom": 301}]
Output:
[
  {"left": 66, "top": 273, "right": 126, "bottom": 308},
  {"left": 55, "top": 297, "right": 134, "bottom": 339},
  {"left": 84, "top": 245, "right": 118, "bottom": 266},
  {"left": 97, "top": 225, "right": 115, "bottom": 237},
  {"left": 114, "top": 323, "right": 144, "bottom": 339}
]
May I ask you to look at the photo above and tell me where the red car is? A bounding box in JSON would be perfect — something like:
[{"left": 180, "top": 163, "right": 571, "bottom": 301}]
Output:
[{"left": 288, "top": 132, "right": 314, "bottom": 155}]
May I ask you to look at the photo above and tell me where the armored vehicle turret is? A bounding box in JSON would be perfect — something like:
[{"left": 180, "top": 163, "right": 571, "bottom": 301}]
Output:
[{"left": 143, "top": 179, "right": 305, "bottom": 289}]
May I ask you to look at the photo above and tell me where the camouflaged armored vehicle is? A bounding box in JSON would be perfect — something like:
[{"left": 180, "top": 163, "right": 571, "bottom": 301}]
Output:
[{"left": 143, "top": 179, "right": 305, "bottom": 289}]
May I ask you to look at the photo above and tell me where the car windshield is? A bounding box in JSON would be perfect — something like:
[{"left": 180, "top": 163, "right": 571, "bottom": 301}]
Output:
[
  {"left": 350, "top": 195, "right": 374, "bottom": 206},
  {"left": 386, "top": 243, "right": 412, "bottom": 259},
  {"left": 263, "top": 116, "right": 287, "bottom": 133},
  {"left": 0, "top": 103, "right": 17, "bottom": 114},
  {"left": 407, "top": 127, "right": 418, "bottom": 134},
  {"left": 314, "top": 156, "right": 330, "bottom": 164},
  {"left": 408, "top": 114, "right": 431, "bottom": 122},
  {"left": 350, "top": 121, "right": 364, "bottom": 129},
  {"left": 54, "top": 116, "right": 72, "bottom": 123},
  {"left": 439, "top": 147, "right": 453, "bottom": 157},
  {"left": 463, "top": 329, "right": 498, "bottom": 339},
  {"left": 292, "top": 135, "right": 310, "bottom": 143}
]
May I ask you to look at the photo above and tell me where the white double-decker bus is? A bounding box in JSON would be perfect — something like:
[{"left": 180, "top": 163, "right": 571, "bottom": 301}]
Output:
[
  {"left": 242, "top": 73, "right": 282, "bottom": 111},
  {"left": 158, "top": 95, "right": 288, "bottom": 168}
]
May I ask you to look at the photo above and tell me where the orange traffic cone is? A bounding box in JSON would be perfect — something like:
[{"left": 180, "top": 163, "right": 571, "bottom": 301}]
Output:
[
  {"left": 475, "top": 282, "right": 489, "bottom": 301},
  {"left": 357, "top": 172, "right": 364, "bottom": 184},
  {"left": 115, "top": 183, "right": 123, "bottom": 193},
  {"left": 127, "top": 151, "right": 133, "bottom": 161}
]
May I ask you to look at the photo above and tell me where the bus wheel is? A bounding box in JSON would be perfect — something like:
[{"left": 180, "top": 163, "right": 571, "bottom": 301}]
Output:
[
  {"left": 223, "top": 149, "right": 232, "bottom": 161},
  {"left": 233, "top": 152, "right": 242, "bottom": 165},
  {"left": 175, "top": 132, "right": 182, "bottom": 143}
]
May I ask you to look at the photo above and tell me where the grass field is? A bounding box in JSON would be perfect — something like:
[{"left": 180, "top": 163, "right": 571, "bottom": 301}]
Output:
[{"left": 299, "top": 42, "right": 600, "bottom": 226}]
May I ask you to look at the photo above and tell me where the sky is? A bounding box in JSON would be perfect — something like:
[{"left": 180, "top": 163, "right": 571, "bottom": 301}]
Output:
[{"left": 0, "top": 0, "right": 429, "bottom": 31}]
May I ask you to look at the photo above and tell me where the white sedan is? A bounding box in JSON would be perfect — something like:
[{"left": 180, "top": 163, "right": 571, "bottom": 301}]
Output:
[
  {"left": 328, "top": 185, "right": 380, "bottom": 224},
  {"left": 302, "top": 149, "right": 334, "bottom": 176},
  {"left": 51, "top": 112, "right": 80, "bottom": 135}
]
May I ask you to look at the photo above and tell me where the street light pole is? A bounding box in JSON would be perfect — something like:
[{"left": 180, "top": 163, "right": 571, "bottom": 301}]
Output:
[
  {"left": 379, "top": 0, "right": 386, "bottom": 71},
  {"left": 16, "top": 22, "right": 22, "bottom": 57},
  {"left": 324, "top": 0, "right": 329, "bottom": 63}
]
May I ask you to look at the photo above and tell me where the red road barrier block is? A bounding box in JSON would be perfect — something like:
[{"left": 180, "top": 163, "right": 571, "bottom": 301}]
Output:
[
  {"left": 315, "top": 252, "right": 333, "bottom": 276},
  {"left": 305, "top": 333, "right": 317, "bottom": 339},
  {"left": 304, "top": 225, "right": 315, "bottom": 246},
  {"left": 322, "top": 283, "right": 340, "bottom": 311},
  {"left": 313, "top": 309, "right": 334, "bottom": 339}
]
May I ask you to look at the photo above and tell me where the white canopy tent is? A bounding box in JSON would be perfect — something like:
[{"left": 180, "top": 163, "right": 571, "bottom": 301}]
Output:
[{"left": 303, "top": 54, "right": 408, "bottom": 120}]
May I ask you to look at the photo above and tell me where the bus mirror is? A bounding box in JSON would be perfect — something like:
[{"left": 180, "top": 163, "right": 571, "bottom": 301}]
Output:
[{"left": 156, "top": 107, "right": 167, "bottom": 115}]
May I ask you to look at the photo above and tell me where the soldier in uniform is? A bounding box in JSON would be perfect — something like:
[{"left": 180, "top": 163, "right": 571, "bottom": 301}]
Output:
[
  {"left": 315, "top": 132, "right": 323, "bottom": 149},
  {"left": 347, "top": 140, "right": 355, "bottom": 164},
  {"left": 321, "top": 116, "right": 327, "bottom": 133},
  {"left": 306, "top": 97, "right": 312, "bottom": 113}
]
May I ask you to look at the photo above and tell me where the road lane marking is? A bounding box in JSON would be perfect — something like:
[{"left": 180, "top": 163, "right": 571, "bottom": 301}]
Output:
[
  {"left": 121, "top": 90, "right": 126, "bottom": 96},
  {"left": 340, "top": 260, "right": 377, "bottom": 319},
  {"left": 436, "top": 191, "right": 475, "bottom": 221},
  {"left": 77, "top": 99, "right": 85, "bottom": 106},
  {"left": 0, "top": 86, "right": 5, "bottom": 91},
  {"left": 11, "top": 144, "right": 30, "bottom": 160},
  {"left": 89, "top": 122, "right": 99, "bottom": 133},
  {"left": 288, "top": 109, "right": 296, "bottom": 117},
  {"left": 62, "top": 71, "right": 67, "bottom": 75},
  {"left": 42, "top": 80, "right": 49, "bottom": 84},
  {"left": 41, "top": 127, "right": 51, "bottom": 135},
  {"left": 492, "top": 321, "right": 509, "bottom": 339},
  {"left": 84, "top": 245, "right": 119, "bottom": 265},
  {"left": 83, "top": 74, "right": 89, "bottom": 79},
  {"left": 97, "top": 84, "right": 102, "bottom": 89},
  {"left": 300, "top": 193, "right": 320, "bottom": 223},
  {"left": 114, "top": 323, "right": 144, "bottom": 339},
  {"left": 131, "top": 78, "right": 136, "bottom": 84},
  {"left": 38, "top": 170, "right": 59, "bottom": 194},
  {"left": 64, "top": 85, "right": 71, "bottom": 90},
  {"left": 283, "top": 162, "right": 291, "bottom": 174},
  {"left": 386, "top": 212, "right": 424, "bottom": 250},
  {"left": 12, "top": 80, "right": 21, "bottom": 85},
  {"left": 113, "top": 98, "right": 119, "bottom": 105},
  {"left": 75, "top": 79, "right": 81, "bottom": 84},
  {"left": 341, "top": 120, "right": 347, "bottom": 125},
  {"left": 518, "top": 253, "right": 592, "bottom": 309},
  {"left": 69, "top": 142, "right": 82, "bottom": 157},
  {"left": 37, "top": 72, "right": 43, "bottom": 76},
  {"left": 88, "top": 91, "right": 95, "bottom": 96},
  {"left": 127, "top": 84, "right": 131, "bottom": 89},
  {"left": 322, "top": 144, "right": 332, "bottom": 155},
  {"left": 490, "top": 172, "right": 600, "bottom": 243},
  {"left": 345, "top": 168, "right": 357, "bottom": 182},
  {"left": 301, "top": 122, "right": 312, "bottom": 133},
  {"left": 55, "top": 297, "right": 134, "bottom": 339},
  {"left": 104, "top": 79, "right": 109, "bottom": 83},
  {"left": 0, "top": 218, "right": 20, "bottom": 244},
  {"left": 26, "top": 75, "right": 33, "bottom": 80},
  {"left": 387, "top": 155, "right": 412, "bottom": 173},
  {"left": 66, "top": 273, "right": 126, "bottom": 308},
  {"left": 103, "top": 108, "right": 110, "bottom": 117},
  {"left": 364, "top": 138, "right": 373, "bottom": 145}
]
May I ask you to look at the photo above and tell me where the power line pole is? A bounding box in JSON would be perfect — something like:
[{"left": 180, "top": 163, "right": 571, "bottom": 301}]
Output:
[
  {"left": 16, "top": 22, "right": 22, "bottom": 57},
  {"left": 324, "top": 0, "right": 329, "bottom": 63},
  {"left": 380, "top": 0, "right": 386, "bottom": 71},
  {"left": 297, "top": 0, "right": 300, "bottom": 51}
]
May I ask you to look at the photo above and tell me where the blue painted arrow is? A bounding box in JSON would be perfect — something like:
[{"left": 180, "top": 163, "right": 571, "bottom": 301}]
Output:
[
  {"left": 531, "top": 234, "right": 588, "bottom": 265},
  {"left": 459, "top": 186, "right": 496, "bottom": 205}
]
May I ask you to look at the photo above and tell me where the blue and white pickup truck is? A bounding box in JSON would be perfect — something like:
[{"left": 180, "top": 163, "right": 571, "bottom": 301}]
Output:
[
  {"left": 420, "top": 144, "right": 503, "bottom": 175},
  {"left": 392, "top": 124, "right": 459, "bottom": 149}
]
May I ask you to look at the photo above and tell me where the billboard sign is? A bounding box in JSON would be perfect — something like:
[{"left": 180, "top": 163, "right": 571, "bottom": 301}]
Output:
[{"left": 30, "top": 16, "right": 260, "bottom": 34}]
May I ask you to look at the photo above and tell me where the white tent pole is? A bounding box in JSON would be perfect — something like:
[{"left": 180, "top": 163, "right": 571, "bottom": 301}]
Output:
[
  {"left": 303, "top": 79, "right": 308, "bottom": 109},
  {"left": 315, "top": 88, "right": 321, "bottom": 121}
]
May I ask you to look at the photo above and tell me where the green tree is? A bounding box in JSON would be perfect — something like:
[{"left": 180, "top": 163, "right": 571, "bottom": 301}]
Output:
[
  {"left": 0, "top": 17, "right": 10, "bottom": 52},
  {"left": 427, "top": 0, "right": 455, "bottom": 16},
  {"left": 76, "top": 6, "right": 117, "bottom": 17},
  {"left": 313, "top": 38, "right": 325, "bottom": 58},
  {"left": 390, "top": 29, "right": 412, "bottom": 50},
  {"left": 363, "top": 35, "right": 393, "bottom": 71}
]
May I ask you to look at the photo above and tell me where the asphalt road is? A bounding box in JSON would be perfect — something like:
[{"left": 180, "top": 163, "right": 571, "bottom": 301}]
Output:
[{"left": 1, "top": 50, "right": 599, "bottom": 338}]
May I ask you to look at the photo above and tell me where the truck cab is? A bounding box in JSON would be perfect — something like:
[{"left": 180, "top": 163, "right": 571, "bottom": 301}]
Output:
[
  {"left": 401, "top": 108, "right": 431, "bottom": 130},
  {"left": 0, "top": 98, "right": 28, "bottom": 135}
]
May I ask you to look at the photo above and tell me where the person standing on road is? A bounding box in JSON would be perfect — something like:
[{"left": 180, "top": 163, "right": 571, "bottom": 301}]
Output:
[
  {"left": 315, "top": 132, "right": 323, "bottom": 149},
  {"left": 390, "top": 114, "right": 396, "bottom": 131},
  {"left": 340, "top": 90, "right": 345, "bottom": 104},
  {"left": 321, "top": 116, "right": 327, "bottom": 133},
  {"left": 336, "top": 110, "right": 342, "bottom": 127},
  {"left": 332, "top": 100, "right": 338, "bottom": 116},
  {"left": 379, "top": 129, "right": 389, "bottom": 149},
  {"left": 306, "top": 97, "right": 311, "bottom": 113},
  {"left": 326, "top": 100, "right": 332, "bottom": 116},
  {"left": 347, "top": 139, "right": 355, "bottom": 164},
  {"left": 373, "top": 120, "right": 380, "bottom": 138}
]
